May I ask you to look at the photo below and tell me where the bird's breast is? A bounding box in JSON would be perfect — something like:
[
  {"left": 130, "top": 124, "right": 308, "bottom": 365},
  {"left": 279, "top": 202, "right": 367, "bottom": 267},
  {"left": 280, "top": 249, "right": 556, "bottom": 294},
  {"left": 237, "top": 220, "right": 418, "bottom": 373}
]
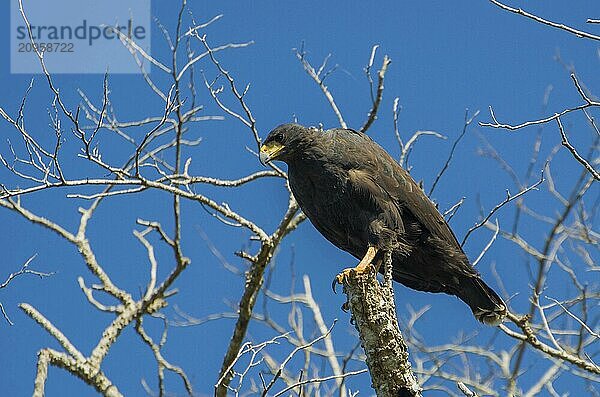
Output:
[
  {"left": 288, "top": 162, "right": 348, "bottom": 209},
  {"left": 288, "top": 162, "right": 367, "bottom": 258}
]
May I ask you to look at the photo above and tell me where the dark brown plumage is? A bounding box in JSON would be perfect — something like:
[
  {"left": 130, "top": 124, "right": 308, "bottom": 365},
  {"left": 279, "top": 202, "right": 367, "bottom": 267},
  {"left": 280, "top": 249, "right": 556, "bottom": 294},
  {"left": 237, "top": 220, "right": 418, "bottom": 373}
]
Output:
[{"left": 260, "top": 123, "right": 507, "bottom": 325}]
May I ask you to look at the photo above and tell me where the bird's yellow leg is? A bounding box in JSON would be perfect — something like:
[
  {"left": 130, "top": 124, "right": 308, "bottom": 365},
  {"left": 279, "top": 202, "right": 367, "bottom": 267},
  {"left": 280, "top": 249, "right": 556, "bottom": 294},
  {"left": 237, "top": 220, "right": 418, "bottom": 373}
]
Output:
[
  {"left": 354, "top": 245, "right": 378, "bottom": 273},
  {"left": 332, "top": 246, "right": 378, "bottom": 292}
]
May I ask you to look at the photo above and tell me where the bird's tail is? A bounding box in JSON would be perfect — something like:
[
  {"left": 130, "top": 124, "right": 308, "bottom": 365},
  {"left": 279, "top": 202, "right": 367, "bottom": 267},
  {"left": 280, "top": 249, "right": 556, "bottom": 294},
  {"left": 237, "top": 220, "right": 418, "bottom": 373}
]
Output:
[{"left": 456, "top": 276, "right": 507, "bottom": 326}]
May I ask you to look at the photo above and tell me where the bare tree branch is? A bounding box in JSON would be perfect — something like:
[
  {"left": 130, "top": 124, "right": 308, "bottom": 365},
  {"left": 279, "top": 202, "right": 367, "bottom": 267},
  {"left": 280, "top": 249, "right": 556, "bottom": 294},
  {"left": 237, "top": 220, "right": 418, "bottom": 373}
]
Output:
[
  {"left": 360, "top": 47, "right": 391, "bottom": 133},
  {"left": 295, "top": 43, "right": 347, "bottom": 129},
  {"left": 500, "top": 312, "right": 600, "bottom": 375},
  {"left": 339, "top": 266, "right": 423, "bottom": 397},
  {"left": 0, "top": 254, "right": 52, "bottom": 325},
  {"left": 461, "top": 171, "right": 544, "bottom": 246},
  {"left": 556, "top": 116, "right": 599, "bottom": 180},
  {"left": 489, "top": 0, "right": 600, "bottom": 41},
  {"left": 429, "top": 109, "right": 479, "bottom": 196}
]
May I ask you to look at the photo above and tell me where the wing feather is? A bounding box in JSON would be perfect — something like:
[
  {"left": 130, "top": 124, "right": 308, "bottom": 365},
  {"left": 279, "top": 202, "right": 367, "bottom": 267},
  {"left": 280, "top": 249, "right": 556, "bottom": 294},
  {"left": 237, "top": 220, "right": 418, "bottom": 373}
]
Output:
[{"left": 337, "top": 129, "right": 461, "bottom": 248}]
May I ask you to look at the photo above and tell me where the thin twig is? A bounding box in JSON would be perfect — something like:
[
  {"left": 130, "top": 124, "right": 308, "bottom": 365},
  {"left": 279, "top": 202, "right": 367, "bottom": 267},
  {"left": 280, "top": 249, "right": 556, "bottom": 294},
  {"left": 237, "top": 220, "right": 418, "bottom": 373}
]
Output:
[
  {"left": 360, "top": 50, "right": 391, "bottom": 133},
  {"left": 461, "top": 171, "right": 544, "bottom": 246},
  {"left": 429, "top": 109, "right": 479, "bottom": 196},
  {"left": 295, "top": 44, "right": 347, "bottom": 129},
  {"left": 556, "top": 116, "right": 599, "bottom": 180}
]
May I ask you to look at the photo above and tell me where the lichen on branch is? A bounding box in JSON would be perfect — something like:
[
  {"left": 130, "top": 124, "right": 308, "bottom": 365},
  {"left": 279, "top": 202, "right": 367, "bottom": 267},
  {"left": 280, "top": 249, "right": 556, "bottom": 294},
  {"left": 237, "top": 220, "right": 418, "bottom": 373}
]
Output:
[{"left": 340, "top": 267, "right": 422, "bottom": 397}]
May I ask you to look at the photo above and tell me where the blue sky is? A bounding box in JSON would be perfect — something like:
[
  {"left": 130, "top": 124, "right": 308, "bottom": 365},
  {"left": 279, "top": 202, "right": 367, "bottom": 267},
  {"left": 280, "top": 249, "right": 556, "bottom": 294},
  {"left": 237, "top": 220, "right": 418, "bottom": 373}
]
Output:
[{"left": 1, "top": 1, "right": 598, "bottom": 396}]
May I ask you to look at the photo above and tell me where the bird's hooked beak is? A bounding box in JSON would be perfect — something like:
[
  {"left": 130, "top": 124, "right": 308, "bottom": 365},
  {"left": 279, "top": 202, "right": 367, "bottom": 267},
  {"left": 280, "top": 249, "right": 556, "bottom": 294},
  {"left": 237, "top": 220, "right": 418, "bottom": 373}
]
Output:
[{"left": 259, "top": 141, "right": 285, "bottom": 165}]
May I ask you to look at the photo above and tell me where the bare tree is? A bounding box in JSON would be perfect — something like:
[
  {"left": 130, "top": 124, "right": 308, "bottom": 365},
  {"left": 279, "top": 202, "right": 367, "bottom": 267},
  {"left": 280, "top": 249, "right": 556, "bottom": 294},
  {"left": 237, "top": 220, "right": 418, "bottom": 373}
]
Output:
[
  {"left": 2, "top": 2, "right": 366, "bottom": 395},
  {"left": 2, "top": 1, "right": 598, "bottom": 397}
]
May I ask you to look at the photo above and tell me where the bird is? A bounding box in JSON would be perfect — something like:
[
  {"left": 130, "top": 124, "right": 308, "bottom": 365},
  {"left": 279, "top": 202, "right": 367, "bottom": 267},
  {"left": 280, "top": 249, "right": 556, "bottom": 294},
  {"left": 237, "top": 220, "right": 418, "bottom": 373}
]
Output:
[{"left": 259, "top": 123, "right": 507, "bottom": 325}]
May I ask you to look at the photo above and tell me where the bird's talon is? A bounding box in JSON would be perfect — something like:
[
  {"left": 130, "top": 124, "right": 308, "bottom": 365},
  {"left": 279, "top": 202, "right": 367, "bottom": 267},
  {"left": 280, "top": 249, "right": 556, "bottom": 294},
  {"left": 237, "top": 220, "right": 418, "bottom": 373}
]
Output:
[
  {"left": 332, "top": 268, "right": 354, "bottom": 293},
  {"left": 332, "top": 271, "right": 348, "bottom": 293}
]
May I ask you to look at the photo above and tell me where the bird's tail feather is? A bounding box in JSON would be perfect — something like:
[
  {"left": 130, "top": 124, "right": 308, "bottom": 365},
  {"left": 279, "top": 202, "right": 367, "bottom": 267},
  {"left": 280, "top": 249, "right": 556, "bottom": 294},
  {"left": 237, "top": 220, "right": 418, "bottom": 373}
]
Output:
[{"left": 456, "top": 276, "right": 507, "bottom": 326}]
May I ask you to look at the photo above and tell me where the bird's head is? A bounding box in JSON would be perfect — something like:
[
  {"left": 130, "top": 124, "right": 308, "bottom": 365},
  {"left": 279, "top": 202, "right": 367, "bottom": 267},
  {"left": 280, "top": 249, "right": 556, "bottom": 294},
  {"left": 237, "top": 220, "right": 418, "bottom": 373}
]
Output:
[{"left": 259, "top": 123, "right": 312, "bottom": 164}]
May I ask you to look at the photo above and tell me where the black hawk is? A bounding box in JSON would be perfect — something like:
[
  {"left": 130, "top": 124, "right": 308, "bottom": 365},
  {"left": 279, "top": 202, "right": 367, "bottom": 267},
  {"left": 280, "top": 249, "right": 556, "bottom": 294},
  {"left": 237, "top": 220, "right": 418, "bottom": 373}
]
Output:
[{"left": 260, "top": 123, "right": 507, "bottom": 325}]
